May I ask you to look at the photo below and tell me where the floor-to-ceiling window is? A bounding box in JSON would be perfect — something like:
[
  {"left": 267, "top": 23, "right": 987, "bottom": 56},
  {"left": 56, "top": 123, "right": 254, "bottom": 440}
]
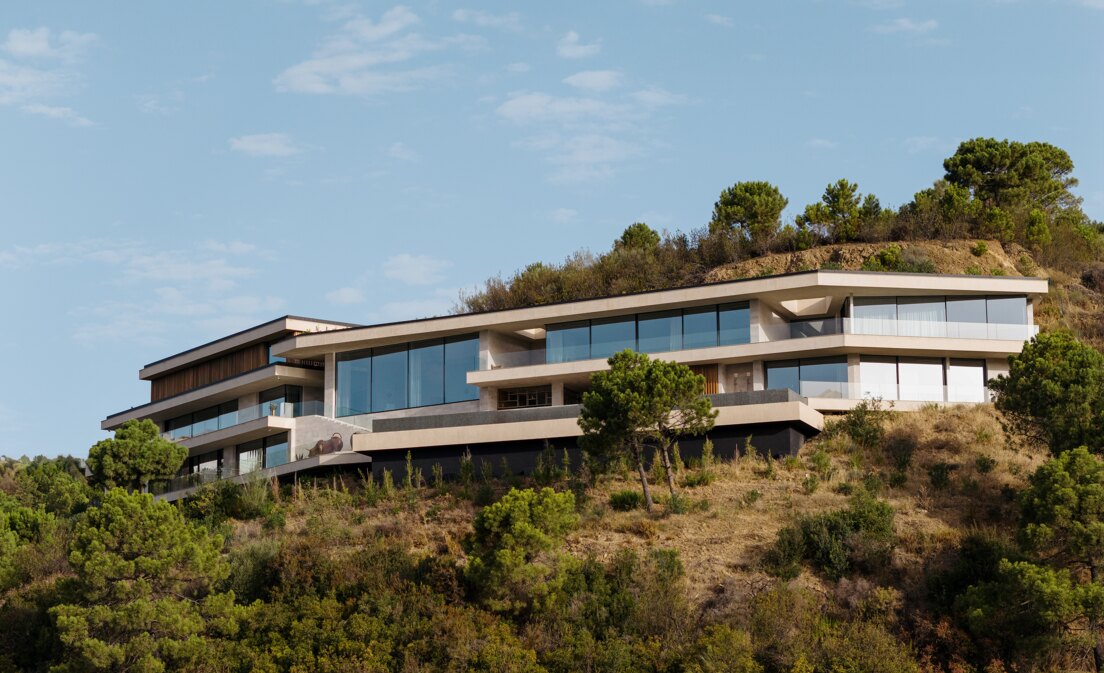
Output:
[
  {"left": 544, "top": 301, "right": 751, "bottom": 364},
  {"left": 335, "top": 334, "right": 481, "bottom": 417},
  {"left": 336, "top": 350, "right": 371, "bottom": 417},
  {"left": 371, "top": 345, "right": 409, "bottom": 413},
  {"left": 408, "top": 340, "right": 444, "bottom": 408},
  {"left": 590, "top": 316, "right": 635, "bottom": 360},
  {"left": 858, "top": 356, "right": 899, "bottom": 400},
  {"left": 898, "top": 358, "right": 945, "bottom": 401},
  {"left": 947, "top": 359, "right": 987, "bottom": 402},
  {"left": 236, "top": 432, "right": 290, "bottom": 473},
  {"left": 897, "top": 297, "right": 947, "bottom": 337},
  {"left": 851, "top": 295, "right": 1029, "bottom": 339},
  {"left": 766, "top": 357, "right": 848, "bottom": 397},
  {"left": 637, "top": 310, "right": 682, "bottom": 354}
]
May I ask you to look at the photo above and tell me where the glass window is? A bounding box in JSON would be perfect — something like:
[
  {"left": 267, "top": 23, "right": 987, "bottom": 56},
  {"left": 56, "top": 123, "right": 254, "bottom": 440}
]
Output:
[
  {"left": 268, "top": 343, "right": 285, "bottom": 364},
  {"left": 800, "top": 357, "right": 848, "bottom": 398},
  {"left": 897, "top": 297, "right": 947, "bottom": 337},
  {"left": 859, "top": 356, "right": 898, "bottom": 400},
  {"left": 718, "top": 302, "right": 750, "bottom": 345},
  {"left": 217, "top": 401, "right": 238, "bottom": 429},
  {"left": 260, "top": 385, "right": 300, "bottom": 417},
  {"left": 590, "top": 316, "right": 636, "bottom": 359},
  {"left": 946, "top": 297, "right": 989, "bottom": 339},
  {"left": 408, "top": 340, "right": 444, "bottom": 408},
  {"left": 766, "top": 360, "right": 800, "bottom": 394},
  {"left": 546, "top": 321, "right": 590, "bottom": 363},
  {"left": 948, "top": 359, "right": 987, "bottom": 402},
  {"left": 192, "top": 405, "right": 219, "bottom": 436},
  {"left": 852, "top": 297, "right": 897, "bottom": 335},
  {"left": 637, "top": 310, "right": 682, "bottom": 354},
  {"left": 191, "top": 450, "right": 221, "bottom": 474},
  {"left": 898, "top": 358, "right": 944, "bottom": 401},
  {"left": 238, "top": 440, "right": 263, "bottom": 474},
  {"left": 336, "top": 350, "right": 371, "bottom": 417},
  {"left": 264, "top": 433, "right": 289, "bottom": 468},
  {"left": 444, "top": 336, "right": 480, "bottom": 403},
  {"left": 165, "top": 413, "right": 192, "bottom": 441},
  {"left": 986, "top": 296, "right": 1028, "bottom": 339},
  {"left": 371, "top": 345, "right": 408, "bottom": 412},
  {"left": 683, "top": 307, "right": 718, "bottom": 350}
]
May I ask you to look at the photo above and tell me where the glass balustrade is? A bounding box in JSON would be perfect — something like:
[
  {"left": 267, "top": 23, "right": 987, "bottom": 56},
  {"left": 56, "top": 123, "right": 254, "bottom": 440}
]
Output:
[{"left": 163, "top": 399, "right": 324, "bottom": 441}]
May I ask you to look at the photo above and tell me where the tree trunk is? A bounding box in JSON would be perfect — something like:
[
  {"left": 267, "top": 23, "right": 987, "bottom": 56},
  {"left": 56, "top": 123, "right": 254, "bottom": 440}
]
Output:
[
  {"left": 659, "top": 443, "right": 678, "bottom": 499},
  {"left": 633, "top": 445, "right": 654, "bottom": 511},
  {"left": 1091, "top": 564, "right": 1104, "bottom": 673}
]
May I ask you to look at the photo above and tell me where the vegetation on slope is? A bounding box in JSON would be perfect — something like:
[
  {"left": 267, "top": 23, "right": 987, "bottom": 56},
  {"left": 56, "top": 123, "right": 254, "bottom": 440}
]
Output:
[{"left": 457, "top": 137, "right": 1104, "bottom": 346}]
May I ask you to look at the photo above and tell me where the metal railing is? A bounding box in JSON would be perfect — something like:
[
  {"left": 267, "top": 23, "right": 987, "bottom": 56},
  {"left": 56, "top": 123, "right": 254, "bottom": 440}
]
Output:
[{"left": 163, "top": 399, "right": 324, "bottom": 441}]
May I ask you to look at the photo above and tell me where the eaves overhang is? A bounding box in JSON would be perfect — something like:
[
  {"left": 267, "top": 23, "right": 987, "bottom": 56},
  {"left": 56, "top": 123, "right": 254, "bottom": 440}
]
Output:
[{"left": 271, "top": 271, "right": 1048, "bottom": 360}]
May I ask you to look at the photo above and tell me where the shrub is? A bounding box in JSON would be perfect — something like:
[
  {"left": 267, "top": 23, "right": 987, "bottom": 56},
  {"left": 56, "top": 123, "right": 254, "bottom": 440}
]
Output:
[
  {"left": 971, "top": 241, "right": 988, "bottom": 257},
  {"left": 684, "top": 471, "right": 715, "bottom": 488},
  {"left": 808, "top": 449, "right": 833, "bottom": 479},
  {"left": 889, "top": 471, "right": 907, "bottom": 488},
  {"left": 883, "top": 430, "right": 917, "bottom": 471},
  {"left": 861, "top": 244, "right": 936, "bottom": 273},
  {"left": 767, "top": 490, "right": 895, "bottom": 579},
  {"left": 609, "top": 490, "right": 644, "bottom": 511},
  {"left": 743, "top": 490, "right": 762, "bottom": 507},
  {"left": 802, "top": 474, "right": 820, "bottom": 495},
  {"left": 838, "top": 399, "right": 888, "bottom": 448},
  {"left": 928, "top": 462, "right": 957, "bottom": 490},
  {"left": 975, "top": 455, "right": 997, "bottom": 474},
  {"left": 688, "top": 624, "right": 763, "bottom": 673}
]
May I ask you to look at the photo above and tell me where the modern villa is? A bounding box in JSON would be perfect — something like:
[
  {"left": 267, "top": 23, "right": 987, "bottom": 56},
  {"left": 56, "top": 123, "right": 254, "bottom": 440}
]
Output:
[{"left": 100, "top": 270, "right": 1048, "bottom": 501}]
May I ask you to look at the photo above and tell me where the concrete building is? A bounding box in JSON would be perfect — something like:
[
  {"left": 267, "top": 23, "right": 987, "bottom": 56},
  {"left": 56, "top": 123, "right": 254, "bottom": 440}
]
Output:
[{"left": 101, "top": 270, "right": 1047, "bottom": 500}]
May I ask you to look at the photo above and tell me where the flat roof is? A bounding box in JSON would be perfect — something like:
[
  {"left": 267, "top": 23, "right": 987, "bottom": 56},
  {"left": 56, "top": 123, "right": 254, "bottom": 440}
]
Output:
[
  {"left": 139, "top": 315, "right": 360, "bottom": 380},
  {"left": 271, "top": 270, "right": 1049, "bottom": 359}
]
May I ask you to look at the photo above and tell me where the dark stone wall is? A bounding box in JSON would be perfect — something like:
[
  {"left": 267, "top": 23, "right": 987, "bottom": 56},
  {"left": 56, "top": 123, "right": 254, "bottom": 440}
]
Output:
[{"left": 366, "top": 421, "right": 813, "bottom": 481}]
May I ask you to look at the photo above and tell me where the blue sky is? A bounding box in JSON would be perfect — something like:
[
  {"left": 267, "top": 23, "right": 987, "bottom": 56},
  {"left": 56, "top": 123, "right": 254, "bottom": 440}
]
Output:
[{"left": 1, "top": 1, "right": 1101, "bottom": 458}]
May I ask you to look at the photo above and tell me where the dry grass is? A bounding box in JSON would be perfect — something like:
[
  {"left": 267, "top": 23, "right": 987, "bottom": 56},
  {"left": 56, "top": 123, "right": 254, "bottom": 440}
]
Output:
[{"left": 238, "top": 404, "right": 1051, "bottom": 610}]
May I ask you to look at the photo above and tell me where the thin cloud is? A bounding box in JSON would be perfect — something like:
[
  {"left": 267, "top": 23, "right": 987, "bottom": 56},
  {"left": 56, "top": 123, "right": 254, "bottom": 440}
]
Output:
[
  {"left": 705, "top": 14, "right": 734, "bottom": 27},
  {"left": 549, "top": 208, "right": 578, "bottom": 223},
  {"left": 806, "top": 138, "right": 838, "bottom": 150},
  {"left": 506, "top": 61, "right": 530, "bottom": 73},
  {"left": 872, "top": 18, "right": 938, "bottom": 34},
  {"left": 2, "top": 27, "right": 97, "bottom": 62},
  {"left": 274, "top": 5, "right": 483, "bottom": 96},
  {"left": 451, "top": 9, "right": 522, "bottom": 32},
  {"left": 563, "top": 70, "right": 622, "bottom": 92},
  {"left": 556, "top": 31, "right": 601, "bottom": 59},
  {"left": 228, "top": 133, "right": 303, "bottom": 157},
  {"left": 382, "top": 253, "right": 452, "bottom": 285},
  {"left": 326, "top": 286, "right": 366, "bottom": 304},
  {"left": 631, "top": 86, "right": 686, "bottom": 107},
  {"left": 387, "top": 141, "right": 419, "bottom": 162},
  {"left": 21, "top": 103, "right": 93, "bottom": 126}
]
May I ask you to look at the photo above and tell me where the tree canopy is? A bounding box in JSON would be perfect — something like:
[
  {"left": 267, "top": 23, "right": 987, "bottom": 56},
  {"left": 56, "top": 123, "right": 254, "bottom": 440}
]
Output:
[
  {"left": 709, "top": 181, "right": 788, "bottom": 252},
  {"left": 990, "top": 330, "right": 1104, "bottom": 455},
  {"left": 86, "top": 419, "right": 188, "bottom": 491},
  {"left": 579, "top": 350, "right": 716, "bottom": 509}
]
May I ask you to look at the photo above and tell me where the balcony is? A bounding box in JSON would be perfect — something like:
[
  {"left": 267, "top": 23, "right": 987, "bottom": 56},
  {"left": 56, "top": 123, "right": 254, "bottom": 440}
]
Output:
[
  {"left": 164, "top": 399, "right": 324, "bottom": 442},
  {"left": 483, "top": 319, "right": 1037, "bottom": 371},
  {"left": 789, "top": 381, "right": 990, "bottom": 404}
]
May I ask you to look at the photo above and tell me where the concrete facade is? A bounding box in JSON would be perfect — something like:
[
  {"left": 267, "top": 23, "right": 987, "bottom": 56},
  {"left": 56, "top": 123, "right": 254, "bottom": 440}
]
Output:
[{"left": 100, "top": 272, "right": 1048, "bottom": 502}]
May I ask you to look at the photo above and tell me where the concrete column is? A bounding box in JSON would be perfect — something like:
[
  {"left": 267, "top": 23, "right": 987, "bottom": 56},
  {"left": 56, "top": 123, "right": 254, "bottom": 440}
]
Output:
[
  {"left": 716, "top": 364, "right": 728, "bottom": 393},
  {"left": 223, "top": 446, "right": 238, "bottom": 474},
  {"left": 323, "top": 352, "right": 336, "bottom": 417},
  {"left": 847, "top": 353, "right": 860, "bottom": 399},
  {"left": 551, "top": 381, "right": 565, "bottom": 405},
  {"left": 479, "top": 386, "right": 497, "bottom": 411},
  {"left": 748, "top": 299, "right": 761, "bottom": 343},
  {"left": 479, "top": 330, "right": 493, "bottom": 370},
  {"left": 751, "top": 361, "right": 765, "bottom": 391}
]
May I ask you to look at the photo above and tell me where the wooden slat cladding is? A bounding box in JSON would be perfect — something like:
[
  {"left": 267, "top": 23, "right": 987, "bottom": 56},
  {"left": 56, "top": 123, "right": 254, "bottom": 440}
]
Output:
[
  {"left": 150, "top": 343, "right": 269, "bottom": 401},
  {"left": 690, "top": 365, "right": 719, "bottom": 395}
]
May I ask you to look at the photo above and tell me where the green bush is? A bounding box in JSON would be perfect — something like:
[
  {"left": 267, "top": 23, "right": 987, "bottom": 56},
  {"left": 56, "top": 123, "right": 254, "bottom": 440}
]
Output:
[
  {"left": 609, "top": 490, "right": 644, "bottom": 511},
  {"left": 767, "top": 490, "right": 895, "bottom": 579},
  {"left": 837, "top": 399, "right": 888, "bottom": 448},
  {"left": 928, "top": 462, "right": 957, "bottom": 490},
  {"left": 802, "top": 474, "right": 820, "bottom": 495},
  {"left": 975, "top": 455, "right": 997, "bottom": 474},
  {"left": 970, "top": 241, "right": 988, "bottom": 256},
  {"left": 883, "top": 430, "right": 917, "bottom": 471}
]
